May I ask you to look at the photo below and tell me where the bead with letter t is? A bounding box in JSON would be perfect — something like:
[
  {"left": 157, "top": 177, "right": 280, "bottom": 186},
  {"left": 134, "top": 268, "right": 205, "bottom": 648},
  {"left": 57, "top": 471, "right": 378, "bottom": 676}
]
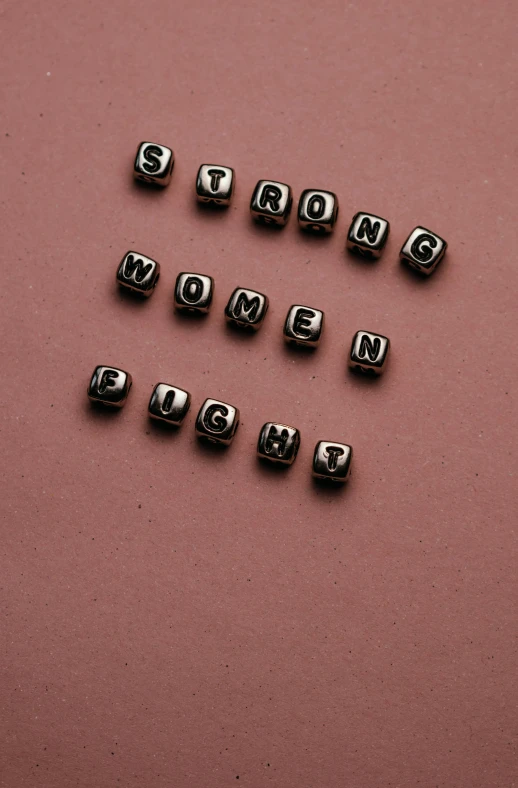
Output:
[{"left": 196, "top": 164, "right": 234, "bottom": 205}]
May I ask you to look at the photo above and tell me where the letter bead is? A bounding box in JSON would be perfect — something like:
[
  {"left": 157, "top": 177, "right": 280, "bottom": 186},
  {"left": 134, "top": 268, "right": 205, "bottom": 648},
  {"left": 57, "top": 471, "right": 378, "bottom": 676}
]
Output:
[
  {"left": 346, "top": 212, "right": 390, "bottom": 258},
  {"left": 116, "top": 251, "right": 160, "bottom": 296},
  {"left": 133, "top": 141, "right": 174, "bottom": 186},
  {"left": 250, "top": 180, "right": 293, "bottom": 226},
  {"left": 225, "top": 287, "right": 269, "bottom": 330},
  {"left": 313, "top": 441, "right": 353, "bottom": 483},
  {"left": 400, "top": 226, "right": 447, "bottom": 275},
  {"left": 174, "top": 272, "right": 214, "bottom": 313},
  {"left": 196, "top": 164, "right": 235, "bottom": 205},
  {"left": 349, "top": 330, "right": 390, "bottom": 375},
  {"left": 148, "top": 383, "right": 191, "bottom": 425},
  {"left": 87, "top": 365, "right": 132, "bottom": 408},
  {"left": 257, "top": 422, "right": 300, "bottom": 465},
  {"left": 195, "top": 398, "right": 240, "bottom": 445},
  {"left": 298, "top": 189, "right": 339, "bottom": 233},
  {"left": 284, "top": 305, "right": 324, "bottom": 347}
]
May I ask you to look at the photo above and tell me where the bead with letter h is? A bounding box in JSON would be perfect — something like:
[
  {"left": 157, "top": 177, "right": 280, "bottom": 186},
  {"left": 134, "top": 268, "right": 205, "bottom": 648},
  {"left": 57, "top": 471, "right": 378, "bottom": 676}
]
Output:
[
  {"left": 148, "top": 383, "right": 191, "bottom": 425},
  {"left": 257, "top": 422, "right": 300, "bottom": 465}
]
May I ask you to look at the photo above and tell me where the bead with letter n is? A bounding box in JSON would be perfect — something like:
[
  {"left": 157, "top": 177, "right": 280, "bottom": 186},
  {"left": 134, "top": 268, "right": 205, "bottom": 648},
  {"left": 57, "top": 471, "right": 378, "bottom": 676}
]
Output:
[
  {"left": 148, "top": 383, "right": 191, "bottom": 426},
  {"left": 349, "top": 330, "right": 390, "bottom": 375},
  {"left": 346, "top": 212, "right": 390, "bottom": 259}
]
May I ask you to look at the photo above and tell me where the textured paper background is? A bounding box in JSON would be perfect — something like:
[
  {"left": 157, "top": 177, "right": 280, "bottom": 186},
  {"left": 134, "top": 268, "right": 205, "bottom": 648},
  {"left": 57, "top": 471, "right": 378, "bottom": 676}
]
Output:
[{"left": 1, "top": 1, "right": 517, "bottom": 786}]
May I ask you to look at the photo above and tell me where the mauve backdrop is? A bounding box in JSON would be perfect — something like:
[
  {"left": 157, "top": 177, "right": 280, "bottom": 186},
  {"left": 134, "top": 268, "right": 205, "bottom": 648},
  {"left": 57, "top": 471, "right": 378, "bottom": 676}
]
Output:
[{"left": 1, "top": 1, "right": 517, "bottom": 786}]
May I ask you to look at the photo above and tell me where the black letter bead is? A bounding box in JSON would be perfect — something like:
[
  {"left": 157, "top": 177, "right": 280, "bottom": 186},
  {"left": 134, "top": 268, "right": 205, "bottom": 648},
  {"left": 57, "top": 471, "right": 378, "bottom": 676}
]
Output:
[{"left": 87, "top": 365, "right": 132, "bottom": 408}]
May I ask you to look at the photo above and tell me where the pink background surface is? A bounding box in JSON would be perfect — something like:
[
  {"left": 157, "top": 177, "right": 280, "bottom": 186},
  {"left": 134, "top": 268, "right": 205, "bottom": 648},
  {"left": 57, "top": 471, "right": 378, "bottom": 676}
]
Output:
[{"left": 2, "top": 1, "right": 517, "bottom": 786}]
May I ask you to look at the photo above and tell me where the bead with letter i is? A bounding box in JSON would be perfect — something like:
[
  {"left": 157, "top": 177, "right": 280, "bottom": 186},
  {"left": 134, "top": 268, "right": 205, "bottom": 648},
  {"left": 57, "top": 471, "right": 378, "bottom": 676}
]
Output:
[{"left": 257, "top": 422, "right": 301, "bottom": 465}]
